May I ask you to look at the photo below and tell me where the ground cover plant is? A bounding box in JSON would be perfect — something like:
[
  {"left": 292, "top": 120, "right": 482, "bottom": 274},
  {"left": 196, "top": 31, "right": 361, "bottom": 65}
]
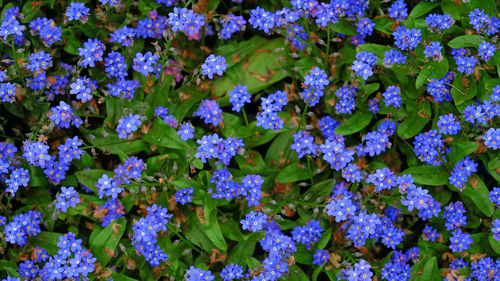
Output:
[{"left": 0, "top": 0, "right": 499, "bottom": 280}]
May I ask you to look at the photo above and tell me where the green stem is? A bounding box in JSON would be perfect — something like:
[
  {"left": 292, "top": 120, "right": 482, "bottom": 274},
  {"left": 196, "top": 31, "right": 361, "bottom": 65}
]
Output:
[
  {"left": 81, "top": 138, "right": 142, "bottom": 149},
  {"left": 241, "top": 107, "right": 249, "bottom": 126},
  {"left": 307, "top": 156, "right": 314, "bottom": 185},
  {"left": 282, "top": 101, "right": 310, "bottom": 166},
  {"left": 167, "top": 223, "right": 203, "bottom": 253},
  {"left": 325, "top": 23, "right": 331, "bottom": 70}
]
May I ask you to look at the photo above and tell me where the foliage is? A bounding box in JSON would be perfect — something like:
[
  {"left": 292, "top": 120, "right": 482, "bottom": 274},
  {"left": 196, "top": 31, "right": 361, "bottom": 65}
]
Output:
[{"left": 0, "top": 0, "right": 499, "bottom": 281}]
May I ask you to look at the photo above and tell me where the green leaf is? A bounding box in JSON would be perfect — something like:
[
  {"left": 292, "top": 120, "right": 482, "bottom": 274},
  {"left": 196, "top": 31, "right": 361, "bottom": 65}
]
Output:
[
  {"left": 89, "top": 217, "right": 127, "bottom": 266},
  {"left": 203, "top": 198, "right": 228, "bottom": 251},
  {"left": 414, "top": 257, "right": 439, "bottom": 281},
  {"left": 488, "top": 156, "right": 500, "bottom": 170},
  {"left": 265, "top": 132, "right": 294, "bottom": 165},
  {"left": 277, "top": 161, "right": 312, "bottom": 183},
  {"left": 30, "top": 232, "right": 62, "bottom": 255},
  {"left": 397, "top": 101, "right": 431, "bottom": 139},
  {"left": 415, "top": 58, "right": 449, "bottom": 89},
  {"left": 317, "top": 228, "right": 332, "bottom": 249},
  {"left": 143, "top": 118, "right": 190, "bottom": 150},
  {"left": 335, "top": 112, "right": 373, "bottom": 135},
  {"left": 303, "top": 180, "right": 334, "bottom": 200},
  {"left": 331, "top": 19, "right": 357, "bottom": 35},
  {"left": 489, "top": 234, "right": 500, "bottom": 255},
  {"left": 462, "top": 175, "right": 494, "bottom": 217},
  {"left": 451, "top": 73, "right": 477, "bottom": 105},
  {"left": 448, "top": 141, "right": 478, "bottom": 165},
  {"left": 214, "top": 37, "right": 288, "bottom": 96},
  {"left": 75, "top": 169, "right": 114, "bottom": 193},
  {"left": 357, "top": 43, "right": 392, "bottom": 58},
  {"left": 110, "top": 272, "right": 139, "bottom": 281},
  {"left": 448, "top": 35, "right": 484, "bottom": 48},
  {"left": 80, "top": 126, "right": 148, "bottom": 157},
  {"left": 409, "top": 2, "right": 440, "bottom": 18},
  {"left": 402, "top": 165, "right": 449, "bottom": 186},
  {"left": 441, "top": 0, "right": 469, "bottom": 19}
]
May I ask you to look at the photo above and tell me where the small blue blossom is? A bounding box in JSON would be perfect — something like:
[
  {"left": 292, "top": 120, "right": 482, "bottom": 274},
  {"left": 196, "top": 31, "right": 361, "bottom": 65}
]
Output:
[
  {"left": 65, "top": 2, "right": 90, "bottom": 23},
  {"left": 384, "top": 49, "right": 407, "bottom": 66},
  {"left": 105, "top": 51, "right": 128, "bottom": 78},
  {"left": 116, "top": 113, "right": 142, "bottom": 139},
  {"left": 78, "top": 38, "right": 104, "bottom": 68},
  {"left": 175, "top": 187, "right": 194, "bottom": 205},
  {"left": 133, "top": 52, "right": 159, "bottom": 76},
  {"left": 382, "top": 85, "right": 402, "bottom": 108},
  {"left": 479, "top": 41, "right": 496, "bottom": 61},
  {"left": 483, "top": 128, "right": 500, "bottom": 150},
  {"left": 27, "top": 51, "right": 52, "bottom": 72},
  {"left": 177, "top": 123, "right": 195, "bottom": 141},
  {"left": 424, "top": 42, "right": 443, "bottom": 61},
  {"left": 422, "top": 225, "right": 438, "bottom": 242},
  {"left": 220, "top": 264, "right": 244, "bottom": 281},
  {"left": 456, "top": 55, "right": 478, "bottom": 75},
  {"left": 393, "top": 26, "right": 422, "bottom": 51},
  {"left": 449, "top": 229, "right": 472, "bottom": 253},
  {"left": 388, "top": 0, "right": 408, "bottom": 21},
  {"left": 313, "top": 249, "right": 329, "bottom": 266},
  {"left": 194, "top": 99, "right": 223, "bottom": 126},
  {"left": 228, "top": 84, "right": 251, "bottom": 112},
  {"left": 55, "top": 186, "right": 80, "bottom": 213},
  {"left": 437, "top": 113, "right": 460, "bottom": 135},
  {"left": 241, "top": 211, "right": 267, "bottom": 232},
  {"left": 0, "top": 82, "right": 17, "bottom": 103},
  {"left": 201, "top": 54, "right": 227, "bottom": 79},
  {"left": 291, "top": 131, "right": 318, "bottom": 158}
]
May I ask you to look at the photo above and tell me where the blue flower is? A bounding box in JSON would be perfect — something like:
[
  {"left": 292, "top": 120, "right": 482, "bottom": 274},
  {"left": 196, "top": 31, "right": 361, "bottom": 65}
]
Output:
[
  {"left": 393, "top": 26, "right": 422, "bottom": 51},
  {"left": 194, "top": 99, "right": 223, "bottom": 126},
  {"left": 382, "top": 85, "right": 402, "bottom": 108},
  {"left": 449, "top": 229, "right": 472, "bottom": 252},
  {"left": 220, "top": 14, "right": 246, "bottom": 39},
  {"left": 483, "top": 128, "right": 500, "bottom": 150},
  {"left": 78, "top": 38, "right": 104, "bottom": 68},
  {"left": 248, "top": 7, "right": 275, "bottom": 33},
  {"left": 426, "top": 13, "right": 454, "bottom": 31},
  {"left": 133, "top": 52, "right": 159, "bottom": 76},
  {"left": 228, "top": 84, "right": 251, "bottom": 112},
  {"left": 175, "top": 187, "right": 194, "bottom": 205},
  {"left": 291, "top": 131, "right": 318, "bottom": 158},
  {"left": 241, "top": 211, "right": 267, "bottom": 232},
  {"left": 388, "top": 0, "right": 408, "bottom": 20},
  {"left": 177, "top": 123, "right": 195, "bottom": 141},
  {"left": 220, "top": 264, "right": 244, "bottom": 281},
  {"left": 186, "top": 266, "right": 215, "bottom": 281},
  {"left": 110, "top": 26, "right": 136, "bottom": 46},
  {"left": 116, "top": 113, "right": 142, "bottom": 139},
  {"left": 456, "top": 55, "right": 478, "bottom": 75},
  {"left": 65, "top": 2, "right": 90, "bottom": 22},
  {"left": 437, "top": 113, "right": 460, "bottom": 135},
  {"left": 105, "top": 51, "right": 128, "bottom": 78},
  {"left": 27, "top": 51, "right": 52, "bottom": 72},
  {"left": 55, "top": 186, "right": 80, "bottom": 213},
  {"left": 384, "top": 49, "right": 407, "bottom": 66},
  {"left": 201, "top": 54, "right": 227, "bottom": 79},
  {"left": 0, "top": 82, "right": 17, "bottom": 103},
  {"left": 423, "top": 41, "right": 443, "bottom": 61},
  {"left": 312, "top": 249, "right": 329, "bottom": 266},
  {"left": 70, "top": 77, "right": 94, "bottom": 103}
]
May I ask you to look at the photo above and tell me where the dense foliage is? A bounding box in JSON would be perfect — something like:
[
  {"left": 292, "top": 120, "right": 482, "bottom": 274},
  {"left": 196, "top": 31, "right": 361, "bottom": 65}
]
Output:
[{"left": 0, "top": 0, "right": 499, "bottom": 280}]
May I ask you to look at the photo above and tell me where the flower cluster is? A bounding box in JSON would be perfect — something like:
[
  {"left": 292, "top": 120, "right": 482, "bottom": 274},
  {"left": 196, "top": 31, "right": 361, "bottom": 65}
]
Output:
[
  {"left": 256, "top": 90, "right": 288, "bottom": 130},
  {"left": 195, "top": 134, "right": 244, "bottom": 165},
  {"left": 132, "top": 204, "right": 172, "bottom": 266}
]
